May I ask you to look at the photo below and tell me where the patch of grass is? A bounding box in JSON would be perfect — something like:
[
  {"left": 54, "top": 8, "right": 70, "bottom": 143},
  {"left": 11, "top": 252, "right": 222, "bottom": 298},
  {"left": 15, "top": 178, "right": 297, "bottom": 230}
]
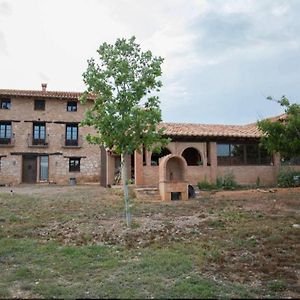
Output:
[
  {"left": 167, "top": 276, "right": 219, "bottom": 299},
  {"left": 132, "top": 246, "right": 194, "bottom": 277},
  {"left": 0, "top": 186, "right": 299, "bottom": 298},
  {"left": 14, "top": 266, "right": 34, "bottom": 279},
  {"left": 130, "top": 220, "right": 141, "bottom": 229},
  {"left": 0, "top": 283, "right": 10, "bottom": 298},
  {"left": 207, "top": 219, "right": 225, "bottom": 228},
  {"left": 197, "top": 180, "right": 216, "bottom": 191},
  {"left": 233, "top": 237, "right": 258, "bottom": 249},
  {"left": 267, "top": 279, "right": 286, "bottom": 292}
]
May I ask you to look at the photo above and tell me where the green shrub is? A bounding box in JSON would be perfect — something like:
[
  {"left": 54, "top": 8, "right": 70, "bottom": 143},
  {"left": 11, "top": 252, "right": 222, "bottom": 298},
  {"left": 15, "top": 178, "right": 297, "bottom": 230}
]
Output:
[
  {"left": 216, "top": 176, "right": 223, "bottom": 189},
  {"left": 277, "top": 168, "right": 300, "bottom": 187},
  {"left": 256, "top": 176, "right": 261, "bottom": 188},
  {"left": 197, "top": 180, "right": 215, "bottom": 190},
  {"left": 198, "top": 172, "right": 238, "bottom": 191},
  {"left": 222, "top": 171, "right": 238, "bottom": 190}
]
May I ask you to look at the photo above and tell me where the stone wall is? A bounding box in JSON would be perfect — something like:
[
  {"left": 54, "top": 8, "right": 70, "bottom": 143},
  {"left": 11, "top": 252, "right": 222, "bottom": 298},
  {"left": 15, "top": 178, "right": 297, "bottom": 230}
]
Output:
[
  {"left": 0, "top": 96, "right": 100, "bottom": 185},
  {"left": 137, "top": 141, "right": 292, "bottom": 187}
]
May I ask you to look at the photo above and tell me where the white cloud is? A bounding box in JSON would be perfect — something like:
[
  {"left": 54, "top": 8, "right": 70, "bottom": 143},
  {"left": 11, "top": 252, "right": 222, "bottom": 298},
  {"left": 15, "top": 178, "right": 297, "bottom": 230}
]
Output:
[{"left": 0, "top": 0, "right": 299, "bottom": 123}]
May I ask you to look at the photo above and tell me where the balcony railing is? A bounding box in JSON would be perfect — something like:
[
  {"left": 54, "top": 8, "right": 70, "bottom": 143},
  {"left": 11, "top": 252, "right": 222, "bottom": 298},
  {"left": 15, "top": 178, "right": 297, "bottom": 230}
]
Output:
[
  {"left": 27, "top": 134, "right": 49, "bottom": 148},
  {"left": 0, "top": 134, "right": 15, "bottom": 147},
  {"left": 61, "top": 134, "right": 83, "bottom": 148}
]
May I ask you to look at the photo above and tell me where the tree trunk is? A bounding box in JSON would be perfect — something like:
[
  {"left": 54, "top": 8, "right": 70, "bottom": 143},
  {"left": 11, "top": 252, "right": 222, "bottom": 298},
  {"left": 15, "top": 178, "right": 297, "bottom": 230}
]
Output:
[{"left": 121, "top": 153, "right": 131, "bottom": 227}]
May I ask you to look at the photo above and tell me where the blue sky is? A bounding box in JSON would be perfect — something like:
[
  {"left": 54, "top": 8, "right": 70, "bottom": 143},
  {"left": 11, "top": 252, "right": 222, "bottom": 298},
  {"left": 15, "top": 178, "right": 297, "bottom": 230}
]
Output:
[{"left": 0, "top": 0, "right": 299, "bottom": 124}]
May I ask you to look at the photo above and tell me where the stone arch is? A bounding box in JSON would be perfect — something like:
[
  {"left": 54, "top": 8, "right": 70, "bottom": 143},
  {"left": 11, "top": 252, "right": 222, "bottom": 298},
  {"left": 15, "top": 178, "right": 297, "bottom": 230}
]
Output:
[
  {"left": 159, "top": 155, "right": 188, "bottom": 201},
  {"left": 181, "top": 147, "right": 202, "bottom": 166},
  {"left": 159, "top": 154, "right": 187, "bottom": 182},
  {"left": 151, "top": 147, "right": 171, "bottom": 166}
]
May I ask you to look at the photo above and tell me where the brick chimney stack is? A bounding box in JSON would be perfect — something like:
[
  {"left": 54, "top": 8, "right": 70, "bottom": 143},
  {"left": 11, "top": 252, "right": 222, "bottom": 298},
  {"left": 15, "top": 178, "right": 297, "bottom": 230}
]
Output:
[{"left": 41, "top": 83, "right": 47, "bottom": 91}]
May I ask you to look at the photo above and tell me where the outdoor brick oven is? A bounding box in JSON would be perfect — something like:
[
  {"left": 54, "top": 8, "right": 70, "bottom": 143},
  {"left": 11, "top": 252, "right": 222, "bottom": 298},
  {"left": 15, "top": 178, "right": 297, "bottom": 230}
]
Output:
[{"left": 159, "top": 154, "right": 188, "bottom": 201}]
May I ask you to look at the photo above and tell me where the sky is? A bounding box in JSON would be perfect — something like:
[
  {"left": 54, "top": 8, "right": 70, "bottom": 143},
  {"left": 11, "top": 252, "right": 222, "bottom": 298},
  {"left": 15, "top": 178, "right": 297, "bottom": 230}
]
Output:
[{"left": 0, "top": 0, "right": 299, "bottom": 125}]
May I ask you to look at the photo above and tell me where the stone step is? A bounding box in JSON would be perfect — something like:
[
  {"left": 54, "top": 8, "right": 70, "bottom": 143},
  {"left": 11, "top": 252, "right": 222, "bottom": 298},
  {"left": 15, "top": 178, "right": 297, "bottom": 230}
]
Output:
[
  {"left": 134, "top": 187, "right": 161, "bottom": 201},
  {"left": 134, "top": 185, "right": 201, "bottom": 201}
]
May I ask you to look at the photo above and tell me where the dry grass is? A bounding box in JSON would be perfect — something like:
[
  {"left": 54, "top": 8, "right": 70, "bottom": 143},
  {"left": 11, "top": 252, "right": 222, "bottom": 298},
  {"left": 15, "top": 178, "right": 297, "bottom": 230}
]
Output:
[{"left": 0, "top": 185, "right": 299, "bottom": 298}]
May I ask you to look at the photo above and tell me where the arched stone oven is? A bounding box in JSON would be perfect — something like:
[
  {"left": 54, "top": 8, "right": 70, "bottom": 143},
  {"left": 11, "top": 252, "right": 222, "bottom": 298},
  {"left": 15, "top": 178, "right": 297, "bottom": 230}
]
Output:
[{"left": 159, "top": 154, "right": 188, "bottom": 201}]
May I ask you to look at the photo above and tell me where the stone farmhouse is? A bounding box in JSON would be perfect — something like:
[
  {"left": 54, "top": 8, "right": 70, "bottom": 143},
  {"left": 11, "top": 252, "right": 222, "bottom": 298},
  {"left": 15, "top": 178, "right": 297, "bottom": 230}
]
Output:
[{"left": 0, "top": 85, "right": 299, "bottom": 193}]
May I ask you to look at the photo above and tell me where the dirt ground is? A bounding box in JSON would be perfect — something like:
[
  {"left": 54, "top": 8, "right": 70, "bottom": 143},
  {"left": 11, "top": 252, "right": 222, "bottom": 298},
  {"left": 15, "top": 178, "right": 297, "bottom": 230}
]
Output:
[{"left": 1, "top": 184, "right": 299, "bottom": 298}]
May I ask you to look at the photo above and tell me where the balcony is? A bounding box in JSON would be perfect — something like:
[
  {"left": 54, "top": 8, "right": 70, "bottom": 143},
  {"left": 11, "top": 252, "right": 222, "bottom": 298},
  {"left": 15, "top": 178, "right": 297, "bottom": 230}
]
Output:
[
  {"left": 0, "top": 134, "right": 15, "bottom": 147},
  {"left": 61, "top": 134, "right": 83, "bottom": 148},
  {"left": 27, "top": 134, "right": 49, "bottom": 148}
]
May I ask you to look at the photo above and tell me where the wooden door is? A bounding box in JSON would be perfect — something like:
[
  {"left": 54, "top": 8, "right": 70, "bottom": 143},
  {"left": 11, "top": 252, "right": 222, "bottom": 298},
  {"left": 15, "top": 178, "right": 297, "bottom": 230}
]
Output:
[{"left": 22, "top": 155, "right": 37, "bottom": 183}]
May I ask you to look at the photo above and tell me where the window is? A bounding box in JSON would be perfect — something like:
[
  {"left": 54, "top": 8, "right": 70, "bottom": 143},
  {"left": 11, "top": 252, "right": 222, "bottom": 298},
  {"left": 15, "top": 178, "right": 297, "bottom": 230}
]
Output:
[
  {"left": 217, "top": 143, "right": 272, "bottom": 166},
  {"left": 151, "top": 148, "right": 171, "bottom": 166},
  {"left": 281, "top": 156, "right": 300, "bottom": 166},
  {"left": 66, "top": 124, "right": 78, "bottom": 146},
  {"left": 34, "top": 99, "right": 45, "bottom": 110},
  {"left": 246, "top": 144, "right": 259, "bottom": 165},
  {"left": 217, "top": 144, "right": 245, "bottom": 166},
  {"left": 0, "top": 122, "right": 12, "bottom": 144},
  {"left": 69, "top": 158, "right": 80, "bottom": 172},
  {"left": 0, "top": 99, "right": 11, "bottom": 109},
  {"left": 39, "top": 156, "right": 49, "bottom": 181},
  {"left": 182, "top": 147, "right": 202, "bottom": 166},
  {"left": 67, "top": 101, "right": 77, "bottom": 112},
  {"left": 217, "top": 144, "right": 231, "bottom": 165},
  {"left": 33, "top": 122, "right": 46, "bottom": 145},
  {"left": 230, "top": 144, "right": 245, "bottom": 165}
]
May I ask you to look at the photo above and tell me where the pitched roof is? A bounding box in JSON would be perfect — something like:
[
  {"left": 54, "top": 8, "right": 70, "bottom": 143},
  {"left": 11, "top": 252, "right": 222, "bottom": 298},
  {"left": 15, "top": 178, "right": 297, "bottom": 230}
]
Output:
[
  {"left": 0, "top": 87, "right": 284, "bottom": 139},
  {"left": 159, "top": 122, "right": 261, "bottom": 138},
  {"left": 0, "top": 89, "right": 95, "bottom": 100}
]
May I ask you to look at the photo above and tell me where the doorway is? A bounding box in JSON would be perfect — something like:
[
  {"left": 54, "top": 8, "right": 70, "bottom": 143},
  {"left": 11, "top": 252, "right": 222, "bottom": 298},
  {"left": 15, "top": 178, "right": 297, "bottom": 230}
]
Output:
[{"left": 22, "top": 155, "right": 37, "bottom": 183}]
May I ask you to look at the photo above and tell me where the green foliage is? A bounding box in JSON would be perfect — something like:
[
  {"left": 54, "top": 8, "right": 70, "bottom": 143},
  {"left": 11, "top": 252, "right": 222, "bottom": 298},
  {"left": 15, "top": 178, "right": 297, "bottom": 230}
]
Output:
[
  {"left": 222, "top": 172, "right": 238, "bottom": 190},
  {"left": 267, "top": 280, "right": 286, "bottom": 292},
  {"left": 257, "top": 96, "right": 300, "bottom": 159},
  {"left": 256, "top": 176, "right": 261, "bottom": 188},
  {"left": 197, "top": 179, "right": 215, "bottom": 190},
  {"left": 80, "top": 36, "right": 169, "bottom": 155},
  {"left": 277, "top": 167, "right": 300, "bottom": 187},
  {"left": 197, "top": 173, "right": 237, "bottom": 190},
  {"left": 216, "top": 176, "right": 223, "bottom": 189},
  {"left": 80, "top": 36, "right": 169, "bottom": 227}
]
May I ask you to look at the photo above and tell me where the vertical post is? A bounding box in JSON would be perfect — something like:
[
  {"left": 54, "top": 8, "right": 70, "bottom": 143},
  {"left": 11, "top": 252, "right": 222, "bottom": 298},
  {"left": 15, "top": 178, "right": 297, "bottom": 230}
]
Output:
[
  {"left": 134, "top": 149, "right": 144, "bottom": 186},
  {"left": 273, "top": 152, "right": 281, "bottom": 184},
  {"left": 209, "top": 142, "right": 217, "bottom": 184},
  {"left": 100, "top": 146, "right": 107, "bottom": 187},
  {"left": 121, "top": 153, "right": 131, "bottom": 227}
]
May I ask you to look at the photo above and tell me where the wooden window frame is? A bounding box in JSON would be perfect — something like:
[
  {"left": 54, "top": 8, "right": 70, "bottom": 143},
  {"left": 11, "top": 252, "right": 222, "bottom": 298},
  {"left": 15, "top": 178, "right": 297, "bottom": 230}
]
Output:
[
  {"left": 69, "top": 157, "right": 80, "bottom": 172},
  {"left": 0, "top": 99, "right": 11, "bottom": 109},
  {"left": 65, "top": 124, "right": 78, "bottom": 146},
  {"left": 67, "top": 101, "right": 77, "bottom": 112},
  {"left": 33, "top": 122, "right": 46, "bottom": 145},
  {"left": 34, "top": 99, "right": 45, "bottom": 111}
]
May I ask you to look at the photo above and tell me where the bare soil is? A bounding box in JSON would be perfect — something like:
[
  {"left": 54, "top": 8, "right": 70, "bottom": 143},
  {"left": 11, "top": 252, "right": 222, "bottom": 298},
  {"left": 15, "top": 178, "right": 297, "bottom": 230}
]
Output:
[{"left": 1, "top": 185, "right": 299, "bottom": 298}]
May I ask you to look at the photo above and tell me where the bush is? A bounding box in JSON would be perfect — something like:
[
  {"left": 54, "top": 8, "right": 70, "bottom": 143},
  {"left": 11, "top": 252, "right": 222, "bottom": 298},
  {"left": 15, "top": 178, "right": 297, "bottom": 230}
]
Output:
[
  {"left": 197, "top": 172, "right": 238, "bottom": 191},
  {"left": 277, "top": 168, "right": 300, "bottom": 187},
  {"left": 216, "top": 177, "right": 223, "bottom": 189},
  {"left": 197, "top": 180, "right": 215, "bottom": 190},
  {"left": 222, "top": 171, "right": 238, "bottom": 190}
]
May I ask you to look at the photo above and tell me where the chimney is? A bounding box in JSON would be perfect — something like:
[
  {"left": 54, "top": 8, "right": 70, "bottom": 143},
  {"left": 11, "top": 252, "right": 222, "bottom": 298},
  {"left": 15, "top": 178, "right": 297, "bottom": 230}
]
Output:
[{"left": 41, "top": 83, "right": 47, "bottom": 92}]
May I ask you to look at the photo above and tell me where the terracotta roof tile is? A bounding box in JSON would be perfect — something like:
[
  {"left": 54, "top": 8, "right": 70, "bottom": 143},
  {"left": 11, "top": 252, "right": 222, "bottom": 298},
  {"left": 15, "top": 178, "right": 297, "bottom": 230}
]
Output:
[
  {"left": 0, "top": 88, "right": 281, "bottom": 139},
  {"left": 159, "top": 122, "right": 262, "bottom": 138},
  {"left": 0, "top": 89, "right": 95, "bottom": 100}
]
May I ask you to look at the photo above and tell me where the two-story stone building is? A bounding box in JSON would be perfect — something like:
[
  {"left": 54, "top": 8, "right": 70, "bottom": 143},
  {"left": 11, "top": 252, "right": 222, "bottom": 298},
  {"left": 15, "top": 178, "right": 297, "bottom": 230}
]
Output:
[
  {"left": 1, "top": 85, "right": 299, "bottom": 188},
  {"left": 0, "top": 85, "right": 100, "bottom": 185}
]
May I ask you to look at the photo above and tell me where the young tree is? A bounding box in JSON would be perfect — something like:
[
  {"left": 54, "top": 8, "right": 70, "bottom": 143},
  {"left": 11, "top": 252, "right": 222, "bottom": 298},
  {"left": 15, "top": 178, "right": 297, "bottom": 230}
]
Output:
[
  {"left": 257, "top": 96, "right": 300, "bottom": 159},
  {"left": 80, "top": 36, "right": 168, "bottom": 227}
]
